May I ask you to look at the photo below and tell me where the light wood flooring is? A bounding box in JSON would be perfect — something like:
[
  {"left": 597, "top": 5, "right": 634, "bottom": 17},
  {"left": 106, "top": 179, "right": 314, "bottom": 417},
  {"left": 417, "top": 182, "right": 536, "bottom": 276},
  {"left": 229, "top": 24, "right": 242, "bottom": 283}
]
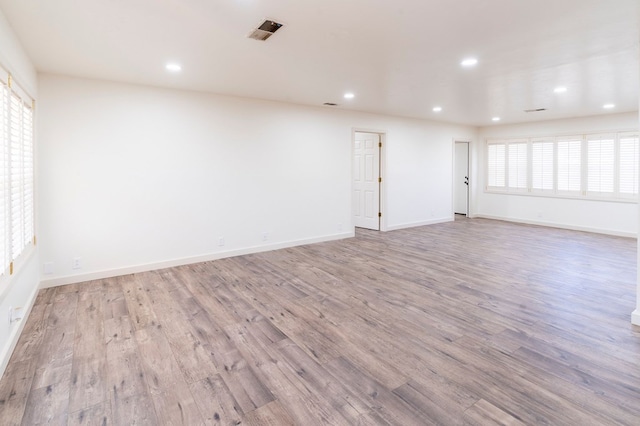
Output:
[{"left": 1, "top": 217, "right": 640, "bottom": 425}]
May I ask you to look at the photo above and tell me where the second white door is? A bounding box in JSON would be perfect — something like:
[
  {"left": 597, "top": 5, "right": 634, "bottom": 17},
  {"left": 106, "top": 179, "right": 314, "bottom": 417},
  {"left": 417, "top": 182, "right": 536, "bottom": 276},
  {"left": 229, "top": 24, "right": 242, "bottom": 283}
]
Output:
[
  {"left": 454, "top": 142, "right": 469, "bottom": 215},
  {"left": 354, "top": 132, "right": 380, "bottom": 230}
]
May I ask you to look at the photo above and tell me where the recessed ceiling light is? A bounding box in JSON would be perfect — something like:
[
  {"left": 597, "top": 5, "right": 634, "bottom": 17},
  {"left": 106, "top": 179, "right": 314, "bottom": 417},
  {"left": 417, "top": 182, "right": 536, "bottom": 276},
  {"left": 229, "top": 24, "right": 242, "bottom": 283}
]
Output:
[
  {"left": 554, "top": 86, "right": 567, "bottom": 93},
  {"left": 461, "top": 58, "right": 478, "bottom": 67},
  {"left": 603, "top": 103, "right": 615, "bottom": 109},
  {"left": 492, "top": 117, "right": 501, "bottom": 122},
  {"left": 433, "top": 106, "right": 442, "bottom": 112},
  {"left": 344, "top": 93, "right": 355, "bottom": 99},
  {"left": 165, "top": 63, "right": 182, "bottom": 72}
]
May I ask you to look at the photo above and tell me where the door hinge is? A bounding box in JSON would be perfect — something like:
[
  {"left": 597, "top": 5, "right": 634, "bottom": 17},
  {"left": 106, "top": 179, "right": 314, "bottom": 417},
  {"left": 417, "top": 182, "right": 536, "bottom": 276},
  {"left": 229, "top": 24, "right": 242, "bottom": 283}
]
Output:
[
  {"left": 378, "top": 212, "right": 382, "bottom": 218},
  {"left": 9, "top": 262, "right": 13, "bottom": 275},
  {"left": 378, "top": 177, "right": 382, "bottom": 183},
  {"left": 378, "top": 142, "right": 382, "bottom": 148},
  {"left": 33, "top": 235, "right": 37, "bottom": 245},
  {"left": 7, "top": 74, "right": 12, "bottom": 88}
]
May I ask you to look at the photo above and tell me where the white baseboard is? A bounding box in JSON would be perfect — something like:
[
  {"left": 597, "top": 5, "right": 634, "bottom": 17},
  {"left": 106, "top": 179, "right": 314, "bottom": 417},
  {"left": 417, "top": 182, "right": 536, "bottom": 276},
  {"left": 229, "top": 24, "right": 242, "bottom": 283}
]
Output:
[
  {"left": 632, "top": 309, "right": 640, "bottom": 326},
  {"left": 0, "top": 284, "right": 39, "bottom": 379},
  {"left": 386, "top": 217, "right": 453, "bottom": 231},
  {"left": 474, "top": 214, "right": 636, "bottom": 238},
  {"left": 40, "top": 231, "right": 354, "bottom": 289}
]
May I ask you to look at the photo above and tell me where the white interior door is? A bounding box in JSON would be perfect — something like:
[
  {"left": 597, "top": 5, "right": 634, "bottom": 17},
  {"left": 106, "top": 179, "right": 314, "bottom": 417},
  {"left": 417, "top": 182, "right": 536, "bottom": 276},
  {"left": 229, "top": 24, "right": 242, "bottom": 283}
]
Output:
[
  {"left": 354, "top": 132, "right": 380, "bottom": 230},
  {"left": 454, "top": 142, "right": 469, "bottom": 215}
]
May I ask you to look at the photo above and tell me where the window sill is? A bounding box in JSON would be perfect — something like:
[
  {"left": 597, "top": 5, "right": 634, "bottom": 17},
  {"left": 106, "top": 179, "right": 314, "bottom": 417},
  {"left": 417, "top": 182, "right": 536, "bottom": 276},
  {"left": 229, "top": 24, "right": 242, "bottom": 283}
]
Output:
[{"left": 484, "top": 189, "right": 638, "bottom": 204}]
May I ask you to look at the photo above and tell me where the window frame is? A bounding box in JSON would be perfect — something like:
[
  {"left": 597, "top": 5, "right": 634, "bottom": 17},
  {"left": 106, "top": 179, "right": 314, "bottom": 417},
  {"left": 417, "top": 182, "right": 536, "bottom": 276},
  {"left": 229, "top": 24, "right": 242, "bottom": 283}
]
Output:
[{"left": 0, "top": 69, "right": 36, "bottom": 294}]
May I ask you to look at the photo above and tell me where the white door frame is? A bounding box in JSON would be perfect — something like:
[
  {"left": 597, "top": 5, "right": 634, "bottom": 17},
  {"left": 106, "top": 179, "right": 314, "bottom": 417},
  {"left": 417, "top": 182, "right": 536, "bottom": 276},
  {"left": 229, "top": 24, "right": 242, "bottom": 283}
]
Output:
[
  {"left": 352, "top": 128, "right": 387, "bottom": 231},
  {"left": 452, "top": 139, "right": 472, "bottom": 217}
]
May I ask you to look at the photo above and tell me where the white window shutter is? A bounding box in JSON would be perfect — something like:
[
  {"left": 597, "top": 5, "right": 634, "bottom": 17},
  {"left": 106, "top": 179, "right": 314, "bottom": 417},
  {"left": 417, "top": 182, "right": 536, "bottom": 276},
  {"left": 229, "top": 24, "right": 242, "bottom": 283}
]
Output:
[
  {"left": 587, "top": 134, "right": 615, "bottom": 195},
  {"left": 557, "top": 138, "right": 581, "bottom": 193},
  {"left": 22, "top": 103, "right": 33, "bottom": 247},
  {"left": 0, "top": 71, "right": 35, "bottom": 282},
  {"left": 0, "top": 84, "right": 7, "bottom": 276},
  {"left": 487, "top": 143, "right": 506, "bottom": 188},
  {"left": 531, "top": 139, "right": 554, "bottom": 191},
  {"left": 508, "top": 142, "right": 527, "bottom": 189},
  {"left": 619, "top": 133, "right": 639, "bottom": 197}
]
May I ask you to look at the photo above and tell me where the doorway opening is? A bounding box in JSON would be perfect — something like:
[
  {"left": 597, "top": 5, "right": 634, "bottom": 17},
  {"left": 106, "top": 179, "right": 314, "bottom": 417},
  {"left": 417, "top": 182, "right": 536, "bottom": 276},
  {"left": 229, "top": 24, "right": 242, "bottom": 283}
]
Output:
[
  {"left": 353, "top": 131, "right": 383, "bottom": 230},
  {"left": 454, "top": 141, "right": 470, "bottom": 216}
]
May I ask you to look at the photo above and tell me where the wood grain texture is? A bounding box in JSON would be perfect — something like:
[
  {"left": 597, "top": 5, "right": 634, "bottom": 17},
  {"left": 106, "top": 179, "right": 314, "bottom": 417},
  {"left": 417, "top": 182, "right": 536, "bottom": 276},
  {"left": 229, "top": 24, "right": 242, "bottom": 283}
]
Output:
[{"left": 1, "top": 217, "right": 640, "bottom": 425}]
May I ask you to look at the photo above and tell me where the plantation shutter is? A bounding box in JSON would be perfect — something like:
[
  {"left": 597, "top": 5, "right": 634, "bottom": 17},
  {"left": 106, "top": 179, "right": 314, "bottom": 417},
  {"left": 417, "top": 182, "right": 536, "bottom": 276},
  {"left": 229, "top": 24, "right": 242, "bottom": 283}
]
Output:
[
  {"left": 557, "top": 137, "right": 581, "bottom": 193},
  {"left": 0, "top": 83, "right": 7, "bottom": 276},
  {"left": 487, "top": 143, "right": 506, "bottom": 188},
  {"left": 22, "top": 102, "right": 34, "bottom": 247},
  {"left": 619, "top": 133, "right": 639, "bottom": 197},
  {"left": 0, "top": 69, "right": 34, "bottom": 281},
  {"left": 10, "top": 93, "right": 24, "bottom": 260},
  {"left": 586, "top": 134, "right": 615, "bottom": 195},
  {"left": 507, "top": 142, "right": 527, "bottom": 189},
  {"left": 531, "top": 139, "right": 554, "bottom": 191}
]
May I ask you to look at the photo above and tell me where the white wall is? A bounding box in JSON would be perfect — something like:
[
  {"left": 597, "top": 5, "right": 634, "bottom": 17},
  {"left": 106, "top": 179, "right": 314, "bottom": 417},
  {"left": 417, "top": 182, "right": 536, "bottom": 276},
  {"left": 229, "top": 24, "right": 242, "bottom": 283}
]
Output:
[
  {"left": 38, "top": 74, "right": 476, "bottom": 286},
  {"left": 474, "top": 112, "right": 639, "bottom": 236},
  {"left": 0, "top": 9, "right": 40, "bottom": 378}
]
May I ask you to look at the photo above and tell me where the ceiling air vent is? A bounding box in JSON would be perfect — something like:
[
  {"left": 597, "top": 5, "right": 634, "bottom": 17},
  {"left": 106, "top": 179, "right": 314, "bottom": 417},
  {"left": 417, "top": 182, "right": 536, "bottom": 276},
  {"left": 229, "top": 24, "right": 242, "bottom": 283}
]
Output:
[
  {"left": 248, "top": 19, "right": 284, "bottom": 41},
  {"left": 524, "top": 108, "right": 547, "bottom": 113},
  {"left": 323, "top": 102, "right": 338, "bottom": 106}
]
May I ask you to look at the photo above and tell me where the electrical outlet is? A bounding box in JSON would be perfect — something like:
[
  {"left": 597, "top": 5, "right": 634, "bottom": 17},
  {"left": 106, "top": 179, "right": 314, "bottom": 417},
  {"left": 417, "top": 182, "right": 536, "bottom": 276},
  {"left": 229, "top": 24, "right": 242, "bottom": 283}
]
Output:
[
  {"left": 338, "top": 223, "right": 343, "bottom": 232},
  {"left": 262, "top": 232, "right": 269, "bottom": 241},
  {"left": 218, "top": 237, "right": 225, "bottom": 247},
  {"left": 43, "top": 262, "right": 54, "bottom": 275},
  {"left": 72, "top": 257, "right": 82, "bottom": 270},
  {"left": 8, "top": 306, "right": 23, "bottom": 324}
]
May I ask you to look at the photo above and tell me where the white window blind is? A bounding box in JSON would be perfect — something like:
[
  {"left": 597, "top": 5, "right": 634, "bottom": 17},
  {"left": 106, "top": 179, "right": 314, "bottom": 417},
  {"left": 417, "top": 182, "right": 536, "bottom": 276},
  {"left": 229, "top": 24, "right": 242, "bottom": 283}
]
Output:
[
  {"left": 487, "top": 143, "right": 506, "bottom": 188},
  {"left": 0, "top": 84, "right": 7, "bottom": 276},
  {"left": 557, "top": 138, "right": 581, "bottom": 192},
  {"left": 0, "top": 73, "right": 34, "bottom": 279},
  {"left": 508, "top": 142, "right": 527, "bottom": 189},
  {"left": 619, "top": 133, "right": 639, "bottom": 196},
  {"left": 23, "top": 103, "right": 34, "bottom": 250},
  {"left": 587, "top": 135, "right": 615, "bottom": 194},
  {"left": 10, "top": 93, "right": 24, "bottom": 260},
  {"left": 486, "top": 131, "right": 639, "bottom": 200},
  {"left": 531, "top": 139, "right": 554, "bottom": 191}
]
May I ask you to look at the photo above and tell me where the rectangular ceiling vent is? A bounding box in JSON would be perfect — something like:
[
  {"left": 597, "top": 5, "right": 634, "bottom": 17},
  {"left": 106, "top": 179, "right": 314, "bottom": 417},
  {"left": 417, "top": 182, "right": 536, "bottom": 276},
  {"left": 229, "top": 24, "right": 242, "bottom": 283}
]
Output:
[
  {"left": 524, "top": 108, "right": 547, "bottom": 113},
  {"left": 248, "top": 19, "right": 284, "bottom": 41}
]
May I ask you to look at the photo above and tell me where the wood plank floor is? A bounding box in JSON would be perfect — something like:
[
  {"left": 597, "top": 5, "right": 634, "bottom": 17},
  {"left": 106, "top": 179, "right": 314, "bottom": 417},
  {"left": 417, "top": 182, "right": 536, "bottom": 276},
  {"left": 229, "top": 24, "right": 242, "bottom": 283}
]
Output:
[{"left": 1, "top": 217, "right": 640, "bottom": 425}]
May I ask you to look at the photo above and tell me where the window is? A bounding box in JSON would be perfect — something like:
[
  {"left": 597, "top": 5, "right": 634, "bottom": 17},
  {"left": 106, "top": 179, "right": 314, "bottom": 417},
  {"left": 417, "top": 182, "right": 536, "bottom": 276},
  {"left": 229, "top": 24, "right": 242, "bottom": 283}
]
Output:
[
  {"left": 508, "top": 142, "right": 527, "bottom": 189},
  {"left": 619, "top": 133, "right": 639, "bottom": 197},
  {"left": 586, "top": 134, "right": 615, "bottom": 195},
  {"left": 557, "top": 137, "right": 581, "bottom": 193},
  {"left": 487, "top": 143, "right": 505, "bottom": 188},
  {"left": 531, "top": 139, "right": 554, "bottom": 191},
  {"left": 487, "top": 140, "right": 528, "bottom": 190},
  {"left": 0, "top": 72, "right": 34, "bottom": 279},
  {"left": 486, "top": 131, "right": 639, "bottom": 201}
]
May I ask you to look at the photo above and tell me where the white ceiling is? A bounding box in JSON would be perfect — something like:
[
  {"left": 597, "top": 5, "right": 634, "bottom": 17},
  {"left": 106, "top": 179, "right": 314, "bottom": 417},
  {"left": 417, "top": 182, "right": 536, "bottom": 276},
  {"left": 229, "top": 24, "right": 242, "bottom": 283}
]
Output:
[{"left": 0, "top": 0, "right": 638, "bottom": 126}]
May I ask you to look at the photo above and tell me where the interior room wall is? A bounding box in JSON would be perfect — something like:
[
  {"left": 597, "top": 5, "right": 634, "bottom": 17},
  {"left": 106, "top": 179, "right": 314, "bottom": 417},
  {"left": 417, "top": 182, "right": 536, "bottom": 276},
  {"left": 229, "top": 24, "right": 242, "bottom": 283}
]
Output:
[
  {"left": 474, "top": 112, "right": 639, "bottom": 236},
  {"left": 38, "top": 74, "right": 477, "bottom": 287},
  {"left": 0, "top": 9, "right": 40, "bottom": 378}
]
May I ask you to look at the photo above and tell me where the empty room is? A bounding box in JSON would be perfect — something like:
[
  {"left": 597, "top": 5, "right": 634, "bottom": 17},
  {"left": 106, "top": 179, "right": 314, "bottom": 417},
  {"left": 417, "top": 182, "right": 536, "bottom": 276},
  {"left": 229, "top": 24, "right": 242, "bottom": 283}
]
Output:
[{"left": 0, "top": 0, "right": 639, "bottom": 424}]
